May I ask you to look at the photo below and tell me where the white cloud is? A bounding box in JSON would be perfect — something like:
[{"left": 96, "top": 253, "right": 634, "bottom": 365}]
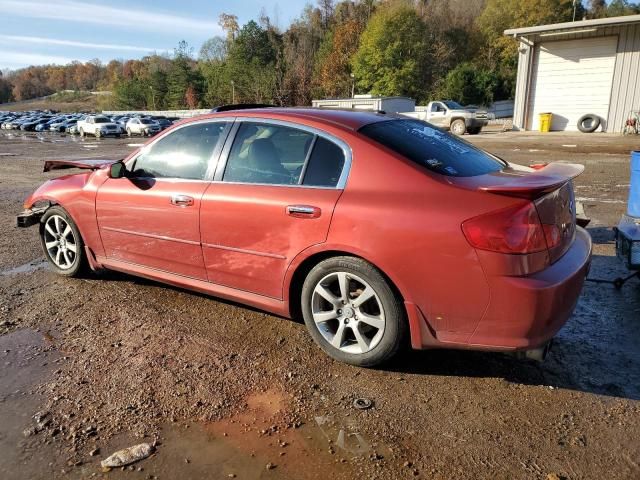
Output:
[
  {"left": 0, "top": 51, "right": 78, "bottom": 69},
  {"left": 0, "top": 0, "right": 222, "bottom": 35},
  {"left": 0, "top": 35, "right": 160, "bottom": 53}
]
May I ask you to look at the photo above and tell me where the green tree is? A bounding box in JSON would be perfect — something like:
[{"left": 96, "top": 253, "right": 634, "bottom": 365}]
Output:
[
  {"left": 0, "top": 72, "right": 12, "bottom": 103},
  {"left": 352, "top": 5, "right": 431, "bottom": 101},
  {"left": 477, "top": 0, "right": 580, "bottom": 99},
  {"left": 166, "top": 41, "right": 203, "bottom": 108},
  {"left": 436, "top": 63, "right": 497, "bottom": 106},
  {"left": 607, "top": 0, "right": 640, "bottom": 16},
  {"left": 113, "top": 78, "right": 147, "bottom": 109},
  {"left": 225, "top": 21, "right": 280, "bottom": 103}
]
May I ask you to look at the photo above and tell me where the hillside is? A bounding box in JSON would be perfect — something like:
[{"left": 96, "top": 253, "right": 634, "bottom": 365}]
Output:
[{"left": 0, "top": 91, "right": 101, "bottom": 113}]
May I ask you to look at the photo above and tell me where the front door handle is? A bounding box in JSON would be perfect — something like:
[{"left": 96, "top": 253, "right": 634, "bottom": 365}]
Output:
[
  {"left": 286, "top": 205, "right": 321, "bottom": 218},
  {"left": 171, "top": 194, "right": 194, "bottom": 207}
]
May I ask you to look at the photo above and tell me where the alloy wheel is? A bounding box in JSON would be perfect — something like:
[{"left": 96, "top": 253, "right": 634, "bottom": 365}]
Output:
[
  {"left": 311, "top": 271, "right": 385, "bottom": 354},
  {"left": 43, "top": 214, "right": 78, "bottom": 270}
]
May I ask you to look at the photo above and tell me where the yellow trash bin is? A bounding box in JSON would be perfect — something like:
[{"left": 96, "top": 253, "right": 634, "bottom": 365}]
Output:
[{"left": 539, "top": 112, "right": 552, "bottom": 132}]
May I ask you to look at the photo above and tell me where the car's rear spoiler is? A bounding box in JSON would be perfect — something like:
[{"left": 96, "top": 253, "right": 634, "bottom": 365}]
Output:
[
  {"left": 476, "top": 163, "right": 585, "bottom": 199},
  {"left": 43, "top": 158, "right": 121, "bottom": 173}
]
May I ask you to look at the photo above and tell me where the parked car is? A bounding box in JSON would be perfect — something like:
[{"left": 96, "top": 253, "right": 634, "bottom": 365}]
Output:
[
  {"left": 150, "top": 116, "right": 173, "bottom": 130},
  {"left": 21, "top": 118, "right": 51, "bottom": 131},
  {"left": 77, "top": 115, "right": 121, "bottom": 138},
  {"left": 125, "top": 117, "right": 161, "bottom": 136},
  {"left": 16, "top": 108, "right": 591, "bottom": 367},
  {"left": 405, "top": 100, "right": 489, "bottom": 135}
]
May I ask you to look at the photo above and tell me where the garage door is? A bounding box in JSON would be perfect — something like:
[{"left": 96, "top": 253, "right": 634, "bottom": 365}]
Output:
[{"left": 527, "top": 36, "right": 617, "bottom": 131}]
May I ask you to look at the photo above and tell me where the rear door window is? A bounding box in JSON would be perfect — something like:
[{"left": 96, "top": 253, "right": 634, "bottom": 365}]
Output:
[
  {"left": 223, "top": 122, "right": 314, "bottom": 185},
  {"left": 302, "top": 137, "right": 345, "bottom": 187},
  {"left": 359, "top": 119, "right": 504, "bottom": 177}
]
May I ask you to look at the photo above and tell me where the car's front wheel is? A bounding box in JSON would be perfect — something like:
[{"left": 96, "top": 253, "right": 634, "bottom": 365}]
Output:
[
  {"left": 451, "top": 119, "right": 467, "bottom": 135},
  {"left": 301, "top": 256, "right": 407, "bottom": 367},
  {"left": 40, "top": 206, "right": 86, "bottom": 277}
]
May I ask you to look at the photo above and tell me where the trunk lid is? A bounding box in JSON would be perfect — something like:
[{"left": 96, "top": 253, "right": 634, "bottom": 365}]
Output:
[{"left": 454, "top": 162, "right": 583, "bottom": 263}]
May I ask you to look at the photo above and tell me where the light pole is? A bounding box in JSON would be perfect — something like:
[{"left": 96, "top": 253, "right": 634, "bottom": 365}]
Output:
[
  {"left": 350, "top": 73, "right": 355, "bottom": 98},
  {"left": 231, "top": 80, "right": 235, "bottom": 103}
]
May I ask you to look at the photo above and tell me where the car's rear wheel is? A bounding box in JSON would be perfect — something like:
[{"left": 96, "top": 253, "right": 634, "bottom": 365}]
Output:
[
  {"left": 301, "top": 256, "right": 407, "bottom": 367},
  {"left": 40, "top": 206, "right": 86, "bottom": 277},
  {"left": 451, "top": 119, "right": 466, "bottom": 135}
]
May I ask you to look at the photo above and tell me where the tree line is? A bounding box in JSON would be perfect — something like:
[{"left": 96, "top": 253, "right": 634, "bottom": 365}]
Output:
[{"left": 1, "top": 0, "right": 639, "bottom": 108}]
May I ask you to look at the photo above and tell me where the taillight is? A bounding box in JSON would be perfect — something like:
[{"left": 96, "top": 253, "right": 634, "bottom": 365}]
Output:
[{"left": 462, "top": 202, "right": 552, "bottom": 254}]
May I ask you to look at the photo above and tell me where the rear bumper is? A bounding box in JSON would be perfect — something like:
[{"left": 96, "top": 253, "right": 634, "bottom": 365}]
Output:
[
  {"left": 408, "top": 227, "right": 592, "bottom": 352},
  {"left": 468, "top": 226, "right": 592, "bottom": 350}
]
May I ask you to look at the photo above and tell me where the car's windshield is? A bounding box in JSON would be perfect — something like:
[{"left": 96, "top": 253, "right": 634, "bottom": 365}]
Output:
[
  {"left": 359, "top": 119, "right": 504, "bottom": 177},
  {"left": 94, "top": 117, "right": 110, "bottom": 124},
  {"left": 443, "top": 100, "right": 464, "bottom": 109}
]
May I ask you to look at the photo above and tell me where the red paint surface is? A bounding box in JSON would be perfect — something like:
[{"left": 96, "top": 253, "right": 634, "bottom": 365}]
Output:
[{"left": 23, "top": 108, "right": 592, "bottom": 353}]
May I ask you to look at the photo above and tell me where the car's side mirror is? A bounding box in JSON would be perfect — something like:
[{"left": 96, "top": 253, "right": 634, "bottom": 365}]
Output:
[{"left": 109, "top": 162, "right": 126, "bottom": 179}]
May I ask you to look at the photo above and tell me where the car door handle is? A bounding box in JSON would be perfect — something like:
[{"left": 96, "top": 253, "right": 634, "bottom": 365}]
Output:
[
  {"left": 171, "top": 194, "right": 194, "bottom": 207},
  {"left": 286, "top": 205, "right": 321, "bottom": 218}
]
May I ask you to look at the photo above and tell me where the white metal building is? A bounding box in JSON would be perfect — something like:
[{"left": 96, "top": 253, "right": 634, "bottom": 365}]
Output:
[
  {"left": 505, "top": 14, "right": 640, "bottom": 133},
  {"left": 312, "top": 95, "right": 415, "bottom": 114}
]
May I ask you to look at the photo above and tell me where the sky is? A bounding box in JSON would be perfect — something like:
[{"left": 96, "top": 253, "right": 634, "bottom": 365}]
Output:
[{"left": 0, "top": 0, "right": 305, "bottom": 71}]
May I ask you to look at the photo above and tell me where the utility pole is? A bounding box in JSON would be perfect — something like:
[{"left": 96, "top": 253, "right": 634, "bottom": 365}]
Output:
[
  {"left": 231, "top": 80, "right": 235, "bottom": 103},
  {"left": 572, "top": 0, "right": 577, "bottom": 21},
  {"left": 350, "top": 73, "right": 355, "bottom": 98}
]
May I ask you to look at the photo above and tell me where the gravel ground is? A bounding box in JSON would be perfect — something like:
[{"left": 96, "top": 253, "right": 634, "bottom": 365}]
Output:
[{"left": 0, "top": 129, "right": 639, "bottom": 480}]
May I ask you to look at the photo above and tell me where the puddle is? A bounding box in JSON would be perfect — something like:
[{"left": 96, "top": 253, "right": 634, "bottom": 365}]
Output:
[
  {"left": 0, "top": 259, "right": 48, "bottom": 276},
  {"left": 78, "top": 389, "right": 377, "bottom": 479},
  {"left": 0, "top": 329, "right": 61, "bottom": 480}
]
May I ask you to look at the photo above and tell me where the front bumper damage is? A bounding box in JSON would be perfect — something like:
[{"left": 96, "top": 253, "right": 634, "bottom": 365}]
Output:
[{"left": 16, "top": 206, "right": 48, "bottom": 228}]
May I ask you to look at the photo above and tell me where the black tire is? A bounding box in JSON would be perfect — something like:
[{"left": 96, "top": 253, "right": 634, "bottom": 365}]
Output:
[
  {"left": 468, "top": 127, "right": 482, "bottom": 135},
  {"left": 577, "top": 114, "right": 600, "bottom": 133},
  {"left": 301, "top": 256, "right": 407, "bottom": 367},
  {"left": 39, "top": 206, "right": 87, "bottom": 277},
  {"left": 450, "top": 118, "right": 466, "bottom": 135}
]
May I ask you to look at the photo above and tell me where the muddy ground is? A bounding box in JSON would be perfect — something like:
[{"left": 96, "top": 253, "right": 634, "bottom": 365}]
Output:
[{"left": 0, "top": 129, "right": 639, "bottom": 480}]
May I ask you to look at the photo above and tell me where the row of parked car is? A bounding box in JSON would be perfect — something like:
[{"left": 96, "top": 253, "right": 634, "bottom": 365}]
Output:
[{"left": 0, "top": 110, "right": 178, "bottom": 138}]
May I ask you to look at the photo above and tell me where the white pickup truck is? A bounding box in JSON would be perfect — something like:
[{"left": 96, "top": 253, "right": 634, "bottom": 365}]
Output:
[
  {"left": 403, "top": 100, "right": 489, "bottom": 135},
  {"left": 77, "top": 115, "right": 121, "bottom": 138}
]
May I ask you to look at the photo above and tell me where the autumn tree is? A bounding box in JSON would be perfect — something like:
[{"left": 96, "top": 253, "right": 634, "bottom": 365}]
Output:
[
  {"left": 281, "top": 5, "right": 324, "bottom": 105},
  {"left": 315, "top": 19, "right": 364, "bottom": 97}
]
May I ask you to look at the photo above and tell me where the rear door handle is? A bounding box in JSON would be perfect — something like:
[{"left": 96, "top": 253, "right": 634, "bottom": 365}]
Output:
[
  {"left": 171, "top": 194, "right": 194, "bottom": 207},
  {"left": 286, "top": 205, "right": 321, "bottom": 218}
]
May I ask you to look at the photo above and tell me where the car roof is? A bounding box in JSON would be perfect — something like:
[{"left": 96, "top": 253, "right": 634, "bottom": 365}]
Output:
[{"left": 191, "top": 107, "right": 393, "bottom": 132}]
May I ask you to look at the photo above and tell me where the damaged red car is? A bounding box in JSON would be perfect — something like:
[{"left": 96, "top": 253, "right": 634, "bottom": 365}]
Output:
[{"left": 17, "top": 108, "right": 592, "bottom": 366}]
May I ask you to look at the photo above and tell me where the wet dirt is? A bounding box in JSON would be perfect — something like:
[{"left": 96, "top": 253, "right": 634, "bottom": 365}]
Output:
[{"left": 0, "top": 131, "right": 639, "bottom": 479}]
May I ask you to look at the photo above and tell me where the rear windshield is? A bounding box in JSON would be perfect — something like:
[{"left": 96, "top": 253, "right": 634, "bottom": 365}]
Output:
[
  {"left": 359, "top": 119, "right": 504, "bottom": 177},
  {"left": 94, "top": 117, "right": 110, "bottom": 123}
]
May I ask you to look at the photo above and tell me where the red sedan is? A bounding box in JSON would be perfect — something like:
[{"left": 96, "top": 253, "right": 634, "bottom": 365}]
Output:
[{"left": 17, "top": 108, "right": 591, "bottom": 366}]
